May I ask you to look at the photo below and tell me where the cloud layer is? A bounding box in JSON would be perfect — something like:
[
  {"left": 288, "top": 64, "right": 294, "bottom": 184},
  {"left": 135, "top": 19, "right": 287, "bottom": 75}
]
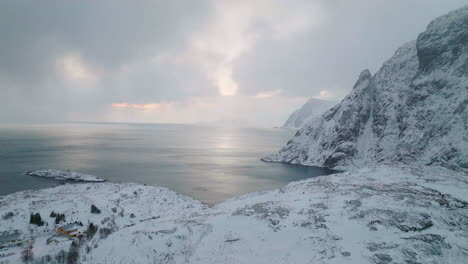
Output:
[{"left": 0, "top": 0, "right": 466, "bottom": 126}]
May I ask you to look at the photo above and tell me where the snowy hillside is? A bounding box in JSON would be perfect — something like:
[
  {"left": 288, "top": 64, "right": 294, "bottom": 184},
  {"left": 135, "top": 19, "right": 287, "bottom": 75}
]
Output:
[
  {"left": 264, "top": 6, "right": 468, "bottom": 171},
  {"left": 0, "top": 183, "right": 207, "bottom": 263},
  {"left": 0, "top": 166, "right": 466, "bottom": 263},
  {"left": 282, "top": 98, "right": 336, "bottom": 129}
]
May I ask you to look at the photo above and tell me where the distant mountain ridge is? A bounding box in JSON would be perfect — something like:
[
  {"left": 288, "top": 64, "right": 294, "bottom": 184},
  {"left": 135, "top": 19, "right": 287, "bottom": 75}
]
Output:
[
  {"left": 265, "top": 6, "right": 468, "bottom": 171},
  {"left": 282, "top": 98, "right": 335, "bottom": 129}
]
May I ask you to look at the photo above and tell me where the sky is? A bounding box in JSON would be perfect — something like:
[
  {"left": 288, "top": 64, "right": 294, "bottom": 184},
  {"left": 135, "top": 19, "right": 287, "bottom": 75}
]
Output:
[{"left": 0, "top": 0, "right": 466, "bottom": 127}]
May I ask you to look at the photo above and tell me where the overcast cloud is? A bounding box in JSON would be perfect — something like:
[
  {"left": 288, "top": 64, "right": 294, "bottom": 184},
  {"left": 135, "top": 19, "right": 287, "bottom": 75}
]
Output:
[{"left": 0, "top": 0, "right": 466, "bottom": 126}]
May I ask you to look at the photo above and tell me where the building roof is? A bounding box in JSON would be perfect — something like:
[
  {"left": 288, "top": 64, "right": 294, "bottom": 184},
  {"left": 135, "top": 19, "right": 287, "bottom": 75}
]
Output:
[
  {"left": 61, "top": 223, "right": 77, "bottom": 231},
  {"left": 0, "top": 233, "right": 22, "bottom": 243}
]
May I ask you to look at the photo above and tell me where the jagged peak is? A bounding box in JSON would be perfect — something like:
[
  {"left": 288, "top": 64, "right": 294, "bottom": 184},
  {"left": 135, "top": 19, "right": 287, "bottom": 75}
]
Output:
[
  {"left": 416, "top": 5, "right": 467, "bottom": 72},
  {"left": 424, "top": 5, "right": 467, "bottom": 32},
  {"left": 352, "top": 69, "right": 372, "bottom": 90},
  {"left": 359, "top": 69, "right": 372, "bottom": 80}
]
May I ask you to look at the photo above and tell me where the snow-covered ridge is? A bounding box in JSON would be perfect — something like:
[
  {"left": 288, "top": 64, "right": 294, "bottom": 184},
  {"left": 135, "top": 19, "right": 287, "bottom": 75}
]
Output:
[
  {"left": 1, "top": 166, "right": 467, "bottom": 263},
  {"left": 282, "top": 98, "right": 336, "bottom": 129},
  {"left": 264, "top": 6, "right": 468, "bottom": 171},
  {"left": 26, "top": 169, "right": 105, "bottom": 182}
]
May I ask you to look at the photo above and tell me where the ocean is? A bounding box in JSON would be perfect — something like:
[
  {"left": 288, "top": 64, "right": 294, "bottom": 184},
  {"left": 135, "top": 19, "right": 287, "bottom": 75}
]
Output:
[{"left": 0, "top": 123, "right": 336, "bottom": 204}]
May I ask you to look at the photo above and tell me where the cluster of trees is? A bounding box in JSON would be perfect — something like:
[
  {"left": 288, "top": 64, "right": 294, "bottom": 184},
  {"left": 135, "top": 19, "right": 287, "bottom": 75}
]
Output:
[
  {"left": 50, "top": 211, "right": 66, "bottom": 224},
  {"left": 67, "top": 241, "right": 80, "bottom": 264},
  {"left": 29, "top": 213, "right": 44, "bottom": 226},
  {"left": 21, "top": 241, "right": 81, "bottom": 264},
  {"left": 21, "top": 247, "right": 33, "bottom": 263}
]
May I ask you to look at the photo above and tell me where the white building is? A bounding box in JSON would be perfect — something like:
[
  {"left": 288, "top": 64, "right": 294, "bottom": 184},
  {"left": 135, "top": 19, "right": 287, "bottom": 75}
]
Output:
[{"left": 0, "top": 231, "right": 23, "bottom": 248}]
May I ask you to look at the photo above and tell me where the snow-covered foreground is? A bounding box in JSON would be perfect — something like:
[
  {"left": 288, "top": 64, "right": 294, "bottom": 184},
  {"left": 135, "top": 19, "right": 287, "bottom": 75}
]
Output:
[
  {"left": 1, "top": 166, "right": 466, "bottom": 263},
  {"left": 26, "top": 170, "right": 105, "bottom": 182}
]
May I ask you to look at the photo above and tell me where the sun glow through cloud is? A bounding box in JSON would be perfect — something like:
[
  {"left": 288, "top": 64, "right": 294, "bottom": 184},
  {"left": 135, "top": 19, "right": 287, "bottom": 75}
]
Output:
[
  {"left": 182, "top": 0, "right": 323, "bottom": 97},
  {"left": 254, "top": 89, "right": 281, "bottom": 98},
  {"left": 56, "top": 53, "right": 98, "bottom": 82},
  {"left": 112, "top": 102, "right": 161, "bottom": 110},
  {"left": 215, "top": 67, "right": 239, "bottom": 96}
]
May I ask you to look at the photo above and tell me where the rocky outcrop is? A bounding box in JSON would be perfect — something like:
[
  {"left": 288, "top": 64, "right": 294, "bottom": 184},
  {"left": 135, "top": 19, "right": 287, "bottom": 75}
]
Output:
[{"left": 265, "top": 6, "right": 468, "bottom": 171}]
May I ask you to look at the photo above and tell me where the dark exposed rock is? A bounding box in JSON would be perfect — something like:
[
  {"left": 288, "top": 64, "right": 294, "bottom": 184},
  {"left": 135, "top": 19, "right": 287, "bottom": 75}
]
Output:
[
  {"left": 351, "top": 208, "right": 435, "bottom": 233},
  {"left": 232, "top": 202, "right": 290, "bottom": 219},
  {"left": 367, "top": 242, "right": 399, "bottom": 252},
  {"left": 233, "top": 202, "right": 290, "bottom": 231},
  {"left": 401, "top": 234, "right": 452, "bottom": 262},
  {"left": 370, "top": 253, "right": 393, "bottom": 264}
]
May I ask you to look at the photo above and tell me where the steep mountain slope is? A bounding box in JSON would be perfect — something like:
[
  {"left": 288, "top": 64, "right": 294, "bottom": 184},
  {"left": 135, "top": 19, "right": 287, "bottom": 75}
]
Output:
[
  {"left": 282, "top": 98, "right": 336, "bottom": 129},
  {"left": 265, "top": 6, "right": 468, "bottom": 171}
]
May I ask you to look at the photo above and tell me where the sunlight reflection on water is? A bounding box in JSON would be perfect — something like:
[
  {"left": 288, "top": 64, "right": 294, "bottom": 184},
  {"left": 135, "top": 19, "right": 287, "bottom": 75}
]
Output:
[{"left": 0, "top": 123, "right": 337, "bottom": 204}]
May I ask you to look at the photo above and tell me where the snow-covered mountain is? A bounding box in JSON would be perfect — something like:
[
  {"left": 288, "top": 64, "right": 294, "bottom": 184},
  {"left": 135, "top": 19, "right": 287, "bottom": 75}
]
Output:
[
  {"left": 265, "top": 6, "right": 468, "bottom": 171},
  {"left": 282, "top": 98, "right": 336, "bottom": 129}
]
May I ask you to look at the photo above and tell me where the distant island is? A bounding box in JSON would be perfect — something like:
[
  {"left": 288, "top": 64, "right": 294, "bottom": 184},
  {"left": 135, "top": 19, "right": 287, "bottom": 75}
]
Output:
[{"left": 27, "top": 170, "right": 105, "bottom": 182}]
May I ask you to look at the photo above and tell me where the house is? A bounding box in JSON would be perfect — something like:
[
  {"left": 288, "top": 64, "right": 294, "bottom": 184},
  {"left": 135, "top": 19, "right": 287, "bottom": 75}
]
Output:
[
  {"left": 0, "top": 232, "right": 23, "bottom": 248},
  {"left": 56, "top": 224, "right": 83, "bottom": 239},
  {"left": 0, "top": 252, "right": 15, "bottom": 259}
]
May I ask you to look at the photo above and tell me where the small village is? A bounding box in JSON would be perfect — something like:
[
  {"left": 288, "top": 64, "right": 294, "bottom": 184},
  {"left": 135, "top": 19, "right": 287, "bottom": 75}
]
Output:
[
  {"left": 0, "top": 224, "right": 85, "bottom": 259},
  {"left": 0, "top": 210, "right": 89, "bottom": 261}
]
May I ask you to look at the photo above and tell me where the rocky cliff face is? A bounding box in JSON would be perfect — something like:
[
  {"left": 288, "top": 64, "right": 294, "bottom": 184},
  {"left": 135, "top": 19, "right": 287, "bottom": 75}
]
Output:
[
  {"left": 282, "top": 98, "right": 335, "bottom": 129},
  {"left": 265, "top": 6, "right": 468, "bottom": 171}
]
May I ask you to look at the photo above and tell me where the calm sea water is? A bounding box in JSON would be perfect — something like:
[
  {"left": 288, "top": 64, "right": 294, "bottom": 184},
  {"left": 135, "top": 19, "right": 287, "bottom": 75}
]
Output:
[{"left": 0, "top": 123, "right": 336, "bottom": 204}]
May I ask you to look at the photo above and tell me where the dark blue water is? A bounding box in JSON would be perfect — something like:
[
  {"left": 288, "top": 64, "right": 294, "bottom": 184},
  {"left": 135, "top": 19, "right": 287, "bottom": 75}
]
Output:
[{"left": 0, "top": 123, "right": 336, "bottom": 204}]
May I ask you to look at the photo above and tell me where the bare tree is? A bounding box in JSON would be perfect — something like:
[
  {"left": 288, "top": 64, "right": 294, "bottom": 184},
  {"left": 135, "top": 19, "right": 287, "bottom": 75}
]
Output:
[
  {"left": 21, "top": 248, "right": 34, "bottom": 263},
  {"left": 67, "top": 241, "right": 80, "bottom": 264}
]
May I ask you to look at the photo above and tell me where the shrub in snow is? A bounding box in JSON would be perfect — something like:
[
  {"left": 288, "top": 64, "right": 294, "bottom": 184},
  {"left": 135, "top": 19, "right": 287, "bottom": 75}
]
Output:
[
  {"left": 99, "top": 227, "right": 114, "bottom": 239},
  {"left": 2, "top": 211, "right": 14, "bottom": 220},
  {"left": 54, "top": 250, "right": 67, "bottom": 263},
  {"left": 90, "top": 204, "right": 101, "bottom": 214},
  {"left": 87, "top": 223, "right": 98, "bottom": 240},
  {"left": 21, "top": 248, "right": 34, "bottom": 263}
]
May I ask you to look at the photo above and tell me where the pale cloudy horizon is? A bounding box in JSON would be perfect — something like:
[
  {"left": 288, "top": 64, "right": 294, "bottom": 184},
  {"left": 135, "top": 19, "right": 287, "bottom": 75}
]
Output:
[{"left": 1, "top": 0, "right": 466, "bottom": 127}]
